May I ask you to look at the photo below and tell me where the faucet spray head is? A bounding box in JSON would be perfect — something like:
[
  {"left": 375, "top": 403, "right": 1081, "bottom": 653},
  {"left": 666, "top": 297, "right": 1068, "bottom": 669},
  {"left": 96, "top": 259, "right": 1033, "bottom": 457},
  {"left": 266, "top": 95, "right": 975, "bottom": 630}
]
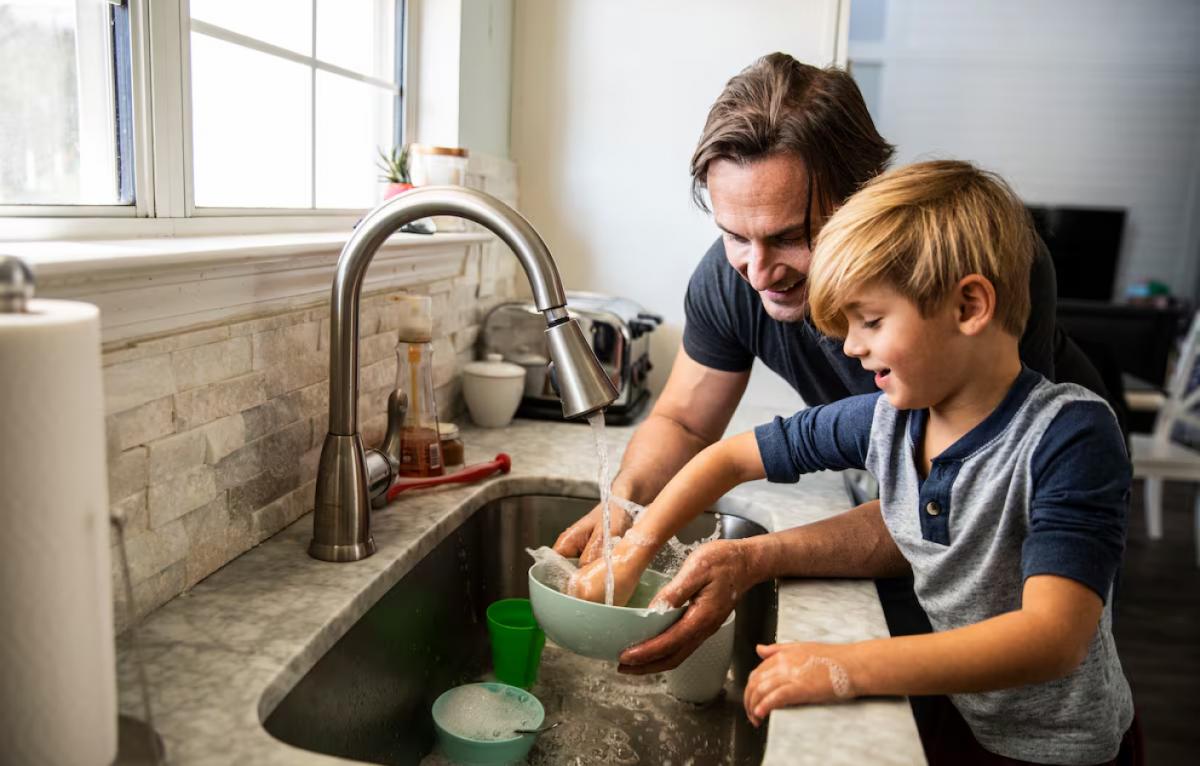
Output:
[{"left": 544, "top": 316, "right": 618, "bottom": 419}]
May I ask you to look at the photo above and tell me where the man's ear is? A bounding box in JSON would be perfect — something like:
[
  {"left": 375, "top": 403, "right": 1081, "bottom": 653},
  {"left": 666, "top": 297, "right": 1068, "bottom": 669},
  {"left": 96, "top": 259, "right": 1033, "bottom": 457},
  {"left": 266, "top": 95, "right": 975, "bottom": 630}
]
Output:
[{"left": 955, "top": 275, "right": 996, "bottom": 336}]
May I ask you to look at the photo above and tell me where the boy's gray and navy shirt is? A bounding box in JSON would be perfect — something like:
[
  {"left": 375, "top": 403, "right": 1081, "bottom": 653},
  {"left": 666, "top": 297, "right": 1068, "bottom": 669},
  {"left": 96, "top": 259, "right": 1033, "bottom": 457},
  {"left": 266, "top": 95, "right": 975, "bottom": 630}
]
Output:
[{"left": 754, "top": 367, "right": 1134, "bottom": 765}]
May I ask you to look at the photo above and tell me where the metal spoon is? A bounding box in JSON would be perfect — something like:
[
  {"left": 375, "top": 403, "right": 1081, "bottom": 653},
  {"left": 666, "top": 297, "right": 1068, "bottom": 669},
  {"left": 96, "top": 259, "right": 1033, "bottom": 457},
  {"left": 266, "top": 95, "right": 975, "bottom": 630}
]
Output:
[{"left": 514, "top": 721, "right": 562, "bottom": 735}]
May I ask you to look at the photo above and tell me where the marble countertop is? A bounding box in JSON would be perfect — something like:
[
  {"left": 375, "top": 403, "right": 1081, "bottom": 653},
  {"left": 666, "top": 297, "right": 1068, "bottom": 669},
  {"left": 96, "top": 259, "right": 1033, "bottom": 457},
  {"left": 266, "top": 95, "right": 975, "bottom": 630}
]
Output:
[{"left": 116, "top": 406, "right": 925, "bottom": 765}]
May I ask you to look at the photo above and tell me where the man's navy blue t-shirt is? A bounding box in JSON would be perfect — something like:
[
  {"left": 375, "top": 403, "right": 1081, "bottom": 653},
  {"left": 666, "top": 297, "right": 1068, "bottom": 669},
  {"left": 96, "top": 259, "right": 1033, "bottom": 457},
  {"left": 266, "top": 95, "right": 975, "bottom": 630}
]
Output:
[{"left": 682, "top": 237, "right": 1114, "bottom": 409}]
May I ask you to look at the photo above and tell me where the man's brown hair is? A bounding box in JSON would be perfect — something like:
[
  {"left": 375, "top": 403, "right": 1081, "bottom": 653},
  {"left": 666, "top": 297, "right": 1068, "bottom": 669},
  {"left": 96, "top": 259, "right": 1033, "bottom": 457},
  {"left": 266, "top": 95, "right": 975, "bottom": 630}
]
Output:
[
  {"left": 690, "top": 53, "right": 895, "bottom": 244},
  {"left": 808, "top": 160, "right": 1036, "bottom": 339}
]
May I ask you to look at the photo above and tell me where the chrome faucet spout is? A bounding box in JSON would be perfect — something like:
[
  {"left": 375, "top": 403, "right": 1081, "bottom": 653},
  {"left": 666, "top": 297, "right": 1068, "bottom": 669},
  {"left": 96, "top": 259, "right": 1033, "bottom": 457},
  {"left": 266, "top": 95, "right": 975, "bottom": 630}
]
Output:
[{"left": 311, "top": 186, "right": 617, "bottom": 562}]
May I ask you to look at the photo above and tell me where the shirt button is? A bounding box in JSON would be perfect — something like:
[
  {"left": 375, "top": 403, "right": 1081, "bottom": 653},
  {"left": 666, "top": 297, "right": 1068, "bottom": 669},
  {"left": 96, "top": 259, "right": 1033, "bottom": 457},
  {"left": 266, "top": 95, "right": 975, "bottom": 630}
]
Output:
[{"left": 925, "top": 501, "right": 941, "bottom": 517}]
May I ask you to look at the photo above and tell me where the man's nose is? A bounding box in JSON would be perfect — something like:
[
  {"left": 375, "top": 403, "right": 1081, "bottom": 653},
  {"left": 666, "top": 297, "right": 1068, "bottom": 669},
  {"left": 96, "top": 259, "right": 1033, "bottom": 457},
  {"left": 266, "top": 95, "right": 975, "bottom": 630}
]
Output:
[{"left": 746, "top": 242, "right": 787, "bottom": 291}]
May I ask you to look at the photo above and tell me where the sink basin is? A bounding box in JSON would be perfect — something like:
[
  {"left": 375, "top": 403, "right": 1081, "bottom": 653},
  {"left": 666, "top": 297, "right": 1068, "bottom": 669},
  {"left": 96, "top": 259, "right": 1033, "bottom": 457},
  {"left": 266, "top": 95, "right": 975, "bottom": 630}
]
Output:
[{"left": 264, "top": 494, "right": 777, "bottom": 765}]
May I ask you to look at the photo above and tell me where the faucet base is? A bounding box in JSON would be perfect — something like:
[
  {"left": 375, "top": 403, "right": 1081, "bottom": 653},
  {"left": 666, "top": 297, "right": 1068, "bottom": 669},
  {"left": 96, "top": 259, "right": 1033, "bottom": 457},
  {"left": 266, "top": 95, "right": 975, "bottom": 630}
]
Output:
[
  {"left": 308, "top": 538, "right": 377, "bottom": 562},
  {"left": 311, "top": 432, "right": 375, "bottom": 562}
]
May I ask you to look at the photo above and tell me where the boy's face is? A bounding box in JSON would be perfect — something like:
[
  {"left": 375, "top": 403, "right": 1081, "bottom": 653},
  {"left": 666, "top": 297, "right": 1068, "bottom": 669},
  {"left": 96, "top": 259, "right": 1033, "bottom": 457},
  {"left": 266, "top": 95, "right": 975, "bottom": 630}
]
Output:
[
  {"left": 708, "top": 154, "right": 819, "bottom": 323},
  {"left": 840, "top": 282, "right": 966, "bottom": 410}
]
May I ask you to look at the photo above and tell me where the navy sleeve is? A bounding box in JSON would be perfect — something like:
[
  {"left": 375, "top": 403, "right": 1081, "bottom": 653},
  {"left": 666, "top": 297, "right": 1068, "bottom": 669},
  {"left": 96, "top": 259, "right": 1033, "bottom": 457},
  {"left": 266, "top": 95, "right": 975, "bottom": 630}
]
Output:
[
  {"left": 682, "top": 239, "right": 754, "bottom": 372},
  {"left": 1023, "top": 401, "right": 1130, "bottom": 602},
  {"left": 753, "top": 393, "right": 879, "bottom": 483}
]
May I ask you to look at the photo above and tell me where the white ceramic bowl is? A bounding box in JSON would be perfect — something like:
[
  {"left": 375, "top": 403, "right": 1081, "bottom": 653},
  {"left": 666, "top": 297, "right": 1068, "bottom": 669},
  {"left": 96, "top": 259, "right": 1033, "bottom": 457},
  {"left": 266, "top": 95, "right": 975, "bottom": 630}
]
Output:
[
  {"left": 527, "top": 561, "right": 684, "bottom": 661},
  {"left": 506, "top": 352, "right": 550, "bottom": 398},
  {"left": 666, "top": 610, "right": 736, "bottom": 703},
  {"left": 463, "top": 354, "right": 525, "bottom": 428}
]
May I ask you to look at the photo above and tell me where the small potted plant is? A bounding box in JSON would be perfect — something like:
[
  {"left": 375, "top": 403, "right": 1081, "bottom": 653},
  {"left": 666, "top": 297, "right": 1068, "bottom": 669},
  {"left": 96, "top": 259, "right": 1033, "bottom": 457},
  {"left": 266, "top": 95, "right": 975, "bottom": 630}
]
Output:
[{"left": 377, "top": 144, "right": 414, "bottom": 199}]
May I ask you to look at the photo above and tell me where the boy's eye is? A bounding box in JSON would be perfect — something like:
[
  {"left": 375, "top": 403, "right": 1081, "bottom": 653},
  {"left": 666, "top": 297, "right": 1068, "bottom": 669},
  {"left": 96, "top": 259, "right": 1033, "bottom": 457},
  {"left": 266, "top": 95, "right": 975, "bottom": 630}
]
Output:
[{"left": 863, "top": 318, "right": 881, "bottom": 329}]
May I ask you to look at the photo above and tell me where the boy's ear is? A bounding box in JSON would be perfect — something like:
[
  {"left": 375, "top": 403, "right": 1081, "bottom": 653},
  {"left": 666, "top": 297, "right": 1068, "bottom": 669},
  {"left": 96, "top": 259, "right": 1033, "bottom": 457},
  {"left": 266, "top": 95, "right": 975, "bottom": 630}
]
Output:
[{"left": 955, "top": 275, "right": 996, "bottom": 336}]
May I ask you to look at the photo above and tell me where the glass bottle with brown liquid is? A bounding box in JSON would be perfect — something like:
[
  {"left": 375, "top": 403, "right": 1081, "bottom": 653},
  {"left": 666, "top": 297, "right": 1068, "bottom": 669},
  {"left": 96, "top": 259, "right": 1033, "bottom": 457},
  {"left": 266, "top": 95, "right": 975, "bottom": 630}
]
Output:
[{"left": 396, "top": 340, "right": 444, "bottom": 477}]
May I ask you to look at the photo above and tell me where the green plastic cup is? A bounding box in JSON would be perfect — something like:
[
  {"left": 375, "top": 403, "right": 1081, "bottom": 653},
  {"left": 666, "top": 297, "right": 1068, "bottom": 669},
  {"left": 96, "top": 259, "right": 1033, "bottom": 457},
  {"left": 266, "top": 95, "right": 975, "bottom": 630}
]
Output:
[{"left": 486, "top": 598, "right": 545, "bottom": 690}]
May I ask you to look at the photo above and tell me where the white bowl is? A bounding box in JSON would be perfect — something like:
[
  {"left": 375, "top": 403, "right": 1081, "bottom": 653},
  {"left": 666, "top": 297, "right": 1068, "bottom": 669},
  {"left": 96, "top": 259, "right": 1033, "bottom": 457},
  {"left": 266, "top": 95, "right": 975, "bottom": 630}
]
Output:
[
  {"left": 666, "top": 610, "right": 736, "bottom": 703},
  {"left": 528, "top": 561, "right": 684, "bottom": 661},
  {"left": 463, "top": 354, "right": 525, "bottom": 428}
]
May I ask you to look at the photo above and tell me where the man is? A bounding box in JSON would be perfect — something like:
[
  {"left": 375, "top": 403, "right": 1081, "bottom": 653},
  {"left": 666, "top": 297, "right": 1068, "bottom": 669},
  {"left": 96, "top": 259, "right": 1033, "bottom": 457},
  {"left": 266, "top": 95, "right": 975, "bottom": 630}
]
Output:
[{"left": 552, "top": 52, "right": 1118, "bottom": 674}]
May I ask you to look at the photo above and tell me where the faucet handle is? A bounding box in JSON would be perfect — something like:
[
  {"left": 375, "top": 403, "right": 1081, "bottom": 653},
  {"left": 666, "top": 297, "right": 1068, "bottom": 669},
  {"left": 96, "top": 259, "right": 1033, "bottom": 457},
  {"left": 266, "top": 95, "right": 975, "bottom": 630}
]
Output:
[
  {"left": 379, "top": 389, "right": 407, "bottom": 466},
  {"left": 367, "top": 389, "right": 407, "bottom": 509}
]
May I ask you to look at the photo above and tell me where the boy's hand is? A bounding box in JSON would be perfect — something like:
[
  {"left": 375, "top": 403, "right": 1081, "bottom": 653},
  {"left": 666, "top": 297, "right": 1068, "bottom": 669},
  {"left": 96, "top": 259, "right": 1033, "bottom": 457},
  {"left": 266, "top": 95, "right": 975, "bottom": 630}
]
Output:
[
  {"left": 567, "top": 535, "right": 651, "bottom": 606},
  {"left": 743, "top": 642, "right": 859, "bottom": 726}
]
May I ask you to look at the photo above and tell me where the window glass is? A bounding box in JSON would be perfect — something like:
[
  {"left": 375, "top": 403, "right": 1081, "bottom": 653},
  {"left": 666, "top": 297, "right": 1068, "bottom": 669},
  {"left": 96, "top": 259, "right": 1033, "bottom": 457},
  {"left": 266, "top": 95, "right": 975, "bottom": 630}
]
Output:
[
  {"left": 190, "top": 34, "right": 312, "bottom": 208},
  {"left": 190, "top": 0, "right": 312, "bottom": 56},
  {"left": 0, "top": 0, "right": 124, "bottom": 205},
  {"left": 189, "top": 0, "right": 401, "bottom": 210},
  {"left": 315, "top": 72, "right": 394, "bottom": 209},
  {"left": 316, "top": 0, "right": 396, "bottom": 81}
]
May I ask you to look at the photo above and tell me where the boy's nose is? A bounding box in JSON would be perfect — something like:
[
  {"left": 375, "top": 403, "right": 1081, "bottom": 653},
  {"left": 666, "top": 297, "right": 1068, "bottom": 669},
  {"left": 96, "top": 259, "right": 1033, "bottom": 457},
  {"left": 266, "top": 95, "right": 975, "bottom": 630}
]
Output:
[{"left": 843, "top": 331, "right": 867, "bottom": 359}]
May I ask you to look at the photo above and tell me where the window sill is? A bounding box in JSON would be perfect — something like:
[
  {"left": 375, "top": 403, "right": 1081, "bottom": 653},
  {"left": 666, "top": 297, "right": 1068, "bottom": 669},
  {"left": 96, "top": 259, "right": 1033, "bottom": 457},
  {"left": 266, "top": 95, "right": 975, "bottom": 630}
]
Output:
[{"left": 6, "top": 230, "right": 493, "bottom": 343}]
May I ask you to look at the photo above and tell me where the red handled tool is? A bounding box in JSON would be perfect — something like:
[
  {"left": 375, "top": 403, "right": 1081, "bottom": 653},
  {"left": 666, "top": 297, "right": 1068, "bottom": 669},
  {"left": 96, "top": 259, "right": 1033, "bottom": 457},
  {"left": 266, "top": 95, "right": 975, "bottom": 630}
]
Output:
[{"left": 385, "top": 453, "right": 512, "bottom": 502}]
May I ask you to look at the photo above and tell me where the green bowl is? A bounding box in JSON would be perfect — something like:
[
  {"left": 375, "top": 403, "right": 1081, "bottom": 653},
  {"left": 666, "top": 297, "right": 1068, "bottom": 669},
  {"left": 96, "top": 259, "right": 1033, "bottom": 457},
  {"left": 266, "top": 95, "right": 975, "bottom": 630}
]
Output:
[
  {"left": 528, "top": 561, "right": 684, "bottom": 661},
  {"left": 431, "top": 683, "right": 544, "bottom": 765}
]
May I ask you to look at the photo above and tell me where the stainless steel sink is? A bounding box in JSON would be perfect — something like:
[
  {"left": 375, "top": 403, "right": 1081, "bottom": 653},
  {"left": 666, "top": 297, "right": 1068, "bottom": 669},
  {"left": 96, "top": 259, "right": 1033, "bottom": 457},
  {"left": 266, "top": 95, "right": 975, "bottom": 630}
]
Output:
[{"left": 264, "top": 494, "right": 777, "bottom": 765}]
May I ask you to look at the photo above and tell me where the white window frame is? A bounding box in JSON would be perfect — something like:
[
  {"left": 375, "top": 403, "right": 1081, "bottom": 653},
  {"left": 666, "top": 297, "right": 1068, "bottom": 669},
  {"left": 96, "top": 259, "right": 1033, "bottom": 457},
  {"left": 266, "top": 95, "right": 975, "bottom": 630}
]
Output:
[{"left": 0, "top": 0, "right": 411, "bottom": 238}]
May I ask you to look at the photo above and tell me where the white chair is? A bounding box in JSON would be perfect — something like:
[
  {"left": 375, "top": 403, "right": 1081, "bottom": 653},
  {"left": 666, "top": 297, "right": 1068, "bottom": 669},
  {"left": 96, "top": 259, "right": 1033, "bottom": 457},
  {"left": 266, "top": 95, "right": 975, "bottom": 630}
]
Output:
[{"left": 1129, "top": 310, "right": 1200, "bottom": 566}]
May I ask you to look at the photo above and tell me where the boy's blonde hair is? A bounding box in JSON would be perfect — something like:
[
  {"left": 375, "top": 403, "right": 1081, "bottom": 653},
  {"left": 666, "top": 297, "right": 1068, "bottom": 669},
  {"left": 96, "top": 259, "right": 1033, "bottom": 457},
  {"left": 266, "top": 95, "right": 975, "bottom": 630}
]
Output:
[{"left": 808, "top": 160, "right": 1034, "bottom": 338}]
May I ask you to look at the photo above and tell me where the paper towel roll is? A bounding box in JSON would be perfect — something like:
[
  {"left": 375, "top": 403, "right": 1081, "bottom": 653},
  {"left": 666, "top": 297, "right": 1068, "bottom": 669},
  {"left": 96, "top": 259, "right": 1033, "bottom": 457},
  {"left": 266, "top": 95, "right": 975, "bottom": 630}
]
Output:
[{"left": 0, "top": 299, "right": 117, "bottom": 765}]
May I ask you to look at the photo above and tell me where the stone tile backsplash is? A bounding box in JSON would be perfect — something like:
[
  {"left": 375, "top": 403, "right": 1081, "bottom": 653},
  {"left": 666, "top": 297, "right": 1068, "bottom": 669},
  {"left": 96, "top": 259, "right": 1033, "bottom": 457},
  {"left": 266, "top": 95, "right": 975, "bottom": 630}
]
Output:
[{"left": 104, "top": 250, "right": 524, "bottom": 633}]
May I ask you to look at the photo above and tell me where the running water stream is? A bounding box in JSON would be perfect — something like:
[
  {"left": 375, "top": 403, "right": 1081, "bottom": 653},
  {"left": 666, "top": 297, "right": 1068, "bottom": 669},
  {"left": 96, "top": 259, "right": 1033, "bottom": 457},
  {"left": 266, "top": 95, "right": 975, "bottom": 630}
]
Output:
[
  {"left": 526, "top": 412, "right": 722, "bottom": 607},
  {"left": 587, "top": 412, "right": 618, "bottom": 605}
]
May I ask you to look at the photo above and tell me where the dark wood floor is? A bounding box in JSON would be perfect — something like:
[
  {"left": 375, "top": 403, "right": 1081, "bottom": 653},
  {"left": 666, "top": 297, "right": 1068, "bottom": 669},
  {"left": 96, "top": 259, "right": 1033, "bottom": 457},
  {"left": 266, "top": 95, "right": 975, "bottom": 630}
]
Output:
[{"left": 1114, "top": 479, "right": 1200, "bottom": 765}]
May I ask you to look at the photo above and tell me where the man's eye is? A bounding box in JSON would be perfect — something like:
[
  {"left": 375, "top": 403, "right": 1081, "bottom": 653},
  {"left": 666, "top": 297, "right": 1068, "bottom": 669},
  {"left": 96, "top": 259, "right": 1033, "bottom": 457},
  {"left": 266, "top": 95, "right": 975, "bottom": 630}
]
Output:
[
  {"left": 775, "top": 237, "right": 807, "bottom": 247},
  {"left": 725, "top": 233, "right": 749, "bottom": 244},
  {"left": 863, "top": 318, "right": 881, "bottom": 329}
]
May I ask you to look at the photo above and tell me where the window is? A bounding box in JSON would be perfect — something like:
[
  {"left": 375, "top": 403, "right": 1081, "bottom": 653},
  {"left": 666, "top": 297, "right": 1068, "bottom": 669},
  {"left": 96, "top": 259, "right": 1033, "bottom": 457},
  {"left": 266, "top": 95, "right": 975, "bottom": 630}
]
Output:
[
  {"left": 0, "top": 0, "right": 133, "bottom": 206},
  {"left": 0, "top": 0, "right": 405, "bottom": 221},
  {"left": 190, "top": 0, "right": 401, "bottom": 210}
]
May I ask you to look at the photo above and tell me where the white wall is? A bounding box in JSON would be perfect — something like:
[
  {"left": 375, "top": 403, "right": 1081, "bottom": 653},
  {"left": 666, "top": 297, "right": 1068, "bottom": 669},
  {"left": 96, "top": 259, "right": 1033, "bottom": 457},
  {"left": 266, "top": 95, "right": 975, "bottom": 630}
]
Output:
[
  {"left": 412, "top": 0, "right": 514, "bottom": 159},
  {"left": 849, "top": 0, "right": 1200, "bottom": 301},
  {"left": 460, "top": 0, "right": 513, "bottom": 157},
  {"left": 412, "top": 0, "right": 462, "bottom": 147},
  {"left": 510, "top": 0, "right": 843, "bottom": 406}
]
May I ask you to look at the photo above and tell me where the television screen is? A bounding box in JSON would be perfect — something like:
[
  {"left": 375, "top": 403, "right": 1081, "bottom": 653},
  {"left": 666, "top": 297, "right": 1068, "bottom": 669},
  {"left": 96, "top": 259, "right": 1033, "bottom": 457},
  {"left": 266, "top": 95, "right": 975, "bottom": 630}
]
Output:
[{"left": 1026, "top": 205, "right": 1126, "bottom": 301}]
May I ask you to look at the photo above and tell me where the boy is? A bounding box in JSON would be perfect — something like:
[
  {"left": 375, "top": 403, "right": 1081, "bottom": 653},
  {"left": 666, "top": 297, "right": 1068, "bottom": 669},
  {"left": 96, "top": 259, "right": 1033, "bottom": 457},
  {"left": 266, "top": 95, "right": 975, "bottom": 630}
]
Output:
[{"left": 571, "top": 161, "right": 1137, "bottom": 764}]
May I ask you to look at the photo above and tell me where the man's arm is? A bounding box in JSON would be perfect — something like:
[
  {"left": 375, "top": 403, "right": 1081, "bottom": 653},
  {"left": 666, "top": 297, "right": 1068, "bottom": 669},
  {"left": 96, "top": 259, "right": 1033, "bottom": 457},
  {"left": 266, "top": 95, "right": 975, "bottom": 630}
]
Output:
[
  {"left": 614, "top": 348, "right": 751, "bottom": 503},
  {"left": 553, "top": 347, "right": 749, "bottom": 562},
  {"left": 748, "top": 499, "right": 911, "bottom": 580}
]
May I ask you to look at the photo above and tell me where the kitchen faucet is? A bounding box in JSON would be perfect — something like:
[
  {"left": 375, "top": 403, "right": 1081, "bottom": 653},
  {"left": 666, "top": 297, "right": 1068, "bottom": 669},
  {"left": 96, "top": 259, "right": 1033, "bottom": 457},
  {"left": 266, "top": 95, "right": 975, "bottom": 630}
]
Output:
[{"left": 310, "top": 186, "right": 618, "bottom": 562}]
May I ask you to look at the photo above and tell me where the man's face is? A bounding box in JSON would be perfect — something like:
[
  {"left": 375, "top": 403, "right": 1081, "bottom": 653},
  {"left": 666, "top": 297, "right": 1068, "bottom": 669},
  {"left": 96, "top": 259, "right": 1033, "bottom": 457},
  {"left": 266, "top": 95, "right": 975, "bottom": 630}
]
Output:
[{"left": 708, "top": 154, "right": 818, "bottom": 323}]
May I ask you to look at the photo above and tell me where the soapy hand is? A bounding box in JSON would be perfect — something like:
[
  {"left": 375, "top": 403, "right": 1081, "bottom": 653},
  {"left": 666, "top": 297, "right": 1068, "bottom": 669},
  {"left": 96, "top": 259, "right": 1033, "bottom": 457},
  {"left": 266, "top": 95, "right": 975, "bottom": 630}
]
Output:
[
  {"left": 553, "top": 498, "right": 634, "bottom": 566},
  {"left": 743, "top": 642, "right": 859, "bottom": 726},
  {"left": 566, "top": 533, "right": 653, "bottom": 606},
  {"left": 618, "top": 538, "right": 758, "bottom": 674}
]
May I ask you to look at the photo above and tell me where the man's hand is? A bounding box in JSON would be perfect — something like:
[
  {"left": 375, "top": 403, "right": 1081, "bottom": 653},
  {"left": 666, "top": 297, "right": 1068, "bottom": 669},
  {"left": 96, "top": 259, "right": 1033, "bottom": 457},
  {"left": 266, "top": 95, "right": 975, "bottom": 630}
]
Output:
[
  {"left": 743, "top": 642, "right": 860, "bottom": 726},
  {"left": 552, "top": 498, "right": 633, "bottom": 565},
  {"left": 618, "top": 538, "right": 765, "bottom": 674}
]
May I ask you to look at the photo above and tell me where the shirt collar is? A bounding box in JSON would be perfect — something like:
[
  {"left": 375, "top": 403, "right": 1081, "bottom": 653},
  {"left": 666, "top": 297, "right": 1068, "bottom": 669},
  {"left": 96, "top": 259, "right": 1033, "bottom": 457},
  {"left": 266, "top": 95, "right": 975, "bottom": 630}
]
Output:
[{"left": 906, "top": 366, "right": 1043, "bottom": 463}]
